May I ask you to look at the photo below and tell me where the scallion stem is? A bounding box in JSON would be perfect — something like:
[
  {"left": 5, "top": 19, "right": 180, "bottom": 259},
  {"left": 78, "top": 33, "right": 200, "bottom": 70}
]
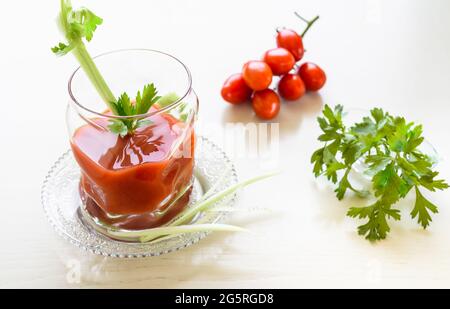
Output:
[
  {"left": 108, "top": 224, "right": 247, "bottom": 243},
  {"left": 171, "top": 172, "right": 278, "bottom": 226},
  {"left": 107, "top": 172, "right": 278, "bottom": 243}
]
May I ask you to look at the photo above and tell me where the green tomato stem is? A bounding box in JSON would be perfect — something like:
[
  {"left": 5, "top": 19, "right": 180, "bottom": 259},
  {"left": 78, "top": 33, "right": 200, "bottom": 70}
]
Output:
[{"left": 296, "top": 13, "right": 320, "bottom": 38}]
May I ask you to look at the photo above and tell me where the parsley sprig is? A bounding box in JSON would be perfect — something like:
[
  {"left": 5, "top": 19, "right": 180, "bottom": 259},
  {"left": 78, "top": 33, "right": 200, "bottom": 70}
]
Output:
[
  {"left": 312, "top": 105, "right": 449, "bottom": 241},
  {"left": 52, "top": 0, "right": 159, "bottom": 136},
  {"left": 108, "top": 84, "right": 161, "bottom": 137}
]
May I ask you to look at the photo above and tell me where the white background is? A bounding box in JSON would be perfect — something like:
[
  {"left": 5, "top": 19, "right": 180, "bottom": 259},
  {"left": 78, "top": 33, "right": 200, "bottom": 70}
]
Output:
[{"left": 1, "top": 0, "right": 450, "bottom": 288}]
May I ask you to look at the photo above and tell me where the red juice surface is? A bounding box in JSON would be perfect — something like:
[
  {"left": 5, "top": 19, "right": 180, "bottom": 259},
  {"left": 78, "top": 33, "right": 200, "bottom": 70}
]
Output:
[{"left": 71, "top": 112, "right": 195, "bottom": 223}]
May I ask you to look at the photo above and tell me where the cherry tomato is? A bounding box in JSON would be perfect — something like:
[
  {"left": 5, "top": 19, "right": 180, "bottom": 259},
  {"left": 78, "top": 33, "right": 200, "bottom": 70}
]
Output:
[
  {"left": 263, "top": 48, "right": 295, "bottom": 76},
  {"left": 276, "top": 29, "right": 304, "bottom": 61},
  {"left": 278, "top": 74, "right": 306, "bottom": 101},
  {"left": 242, "top": 61, "right": 273, "bottom": 91},
  {"left": 298, "top": 62, "right": 327, "bottom": 91},
  {"left": 252, "top": 89, "right": 281, "bottom": 120},
  {"left": 221, "top": 73, "right": 253, "bottom": 104}
]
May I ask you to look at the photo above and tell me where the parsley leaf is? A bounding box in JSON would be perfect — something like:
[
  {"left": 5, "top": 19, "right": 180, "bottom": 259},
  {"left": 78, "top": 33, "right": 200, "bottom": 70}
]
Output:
[
  {"left": 155, "top": 92, "right": 190, "bottom": 122},
  {"left": 348, "top": 203, "right": 401, "bottom": 241},
  {"left": 108, "top": 119, "right": 128, "bottom": 138},
  {"left": 108, "top": 83, "right": 161, "bottom": 136},
  {"left": 136, "top": 84, "right": 161, "bottom": 115},
  {"left": 372, "top": 163, "right": 410, "bottom": 204},
  {"left": 411, "top": 187, "right": 439, "bottom": 229},
  {"left": 53, "top": 1, "right": 103, "bottom": 55},
  {"left": 74, "top": 8, "right": 103, "bottom": 41},
  {"left": 51, "top": 42, "right": 74, "bottom": 56},
  {"left": 312, "top": 105, "right": 449, "bottom": 241}
]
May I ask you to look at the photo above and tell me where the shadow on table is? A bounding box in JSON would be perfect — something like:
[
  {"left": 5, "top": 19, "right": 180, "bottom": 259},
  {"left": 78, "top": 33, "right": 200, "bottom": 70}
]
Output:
[
  {"left": 221, "top": 92, "right": 324, "bottom": 137},
  {"left": 310, "top": 176, "right": 436, "bottom": 255},
  {"left": 55, "top": 211, "right": 279, "bottom": 288}
]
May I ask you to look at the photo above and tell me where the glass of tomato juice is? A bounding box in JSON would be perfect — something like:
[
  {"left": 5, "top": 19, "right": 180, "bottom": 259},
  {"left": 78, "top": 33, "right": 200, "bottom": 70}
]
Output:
[{"left": 66, "top": 49, "right": 198, "bottom": 236}]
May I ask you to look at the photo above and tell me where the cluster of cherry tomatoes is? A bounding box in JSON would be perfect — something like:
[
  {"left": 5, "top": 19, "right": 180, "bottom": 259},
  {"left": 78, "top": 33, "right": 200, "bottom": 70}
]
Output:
[{"left": 221, "top": 14, "right": 326, "bottom": 120}]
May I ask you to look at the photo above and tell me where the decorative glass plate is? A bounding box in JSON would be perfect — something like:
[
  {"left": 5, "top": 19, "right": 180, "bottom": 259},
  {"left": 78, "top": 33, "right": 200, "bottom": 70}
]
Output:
[{"left": 41, "top": 136, "right": 238, "bottom": 258}]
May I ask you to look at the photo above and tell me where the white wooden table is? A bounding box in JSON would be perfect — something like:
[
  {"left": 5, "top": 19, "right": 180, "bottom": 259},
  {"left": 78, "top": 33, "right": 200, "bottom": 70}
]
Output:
[{"left": 1, "top": 0, "right": 450, "bottom": 288}]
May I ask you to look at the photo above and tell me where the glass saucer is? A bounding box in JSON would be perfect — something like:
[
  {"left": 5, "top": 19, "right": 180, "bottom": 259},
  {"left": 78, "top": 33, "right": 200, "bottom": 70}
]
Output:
[{"left": 41, "top": 136, "right": 238, "bottom": 258}]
